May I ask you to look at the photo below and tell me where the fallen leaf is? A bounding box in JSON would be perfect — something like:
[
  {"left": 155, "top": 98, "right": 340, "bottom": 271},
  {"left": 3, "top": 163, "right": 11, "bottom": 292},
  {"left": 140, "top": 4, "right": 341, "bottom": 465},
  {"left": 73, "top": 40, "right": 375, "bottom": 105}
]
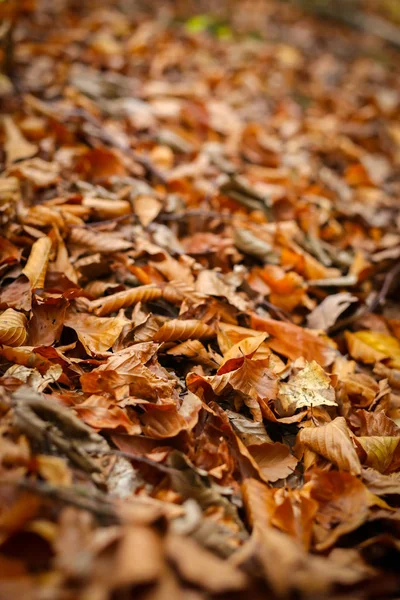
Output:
[
  {"left": 0, "top": 309, "right": 27, "bottom": 347},
  {"left": 3, "top": 116, "right": 38, "bottom": 165},
  {"left": 298, "top": 417, "right": 361, "bottom": 475},
  {"left": 247, "top": 442, "right": 298, "bottom": 482},
  {"left": 64, "top": 311, "right": 127, "bottom": 354},
  {"left": 307, "top": 292, "right": 357, "bottom": 330},
  {"left": 22, "top": 236, "right": 52, "bottom": 290},
  {"left": 277, "top": 360, "right": 337, "bottom": 416}
]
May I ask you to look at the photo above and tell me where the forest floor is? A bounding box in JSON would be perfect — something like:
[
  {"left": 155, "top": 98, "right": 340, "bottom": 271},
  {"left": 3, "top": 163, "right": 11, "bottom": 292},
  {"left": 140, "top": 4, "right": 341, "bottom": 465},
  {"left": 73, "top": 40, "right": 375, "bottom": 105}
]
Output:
[{"left": 1, "top": 2, "right": 400, "bottom": 599}]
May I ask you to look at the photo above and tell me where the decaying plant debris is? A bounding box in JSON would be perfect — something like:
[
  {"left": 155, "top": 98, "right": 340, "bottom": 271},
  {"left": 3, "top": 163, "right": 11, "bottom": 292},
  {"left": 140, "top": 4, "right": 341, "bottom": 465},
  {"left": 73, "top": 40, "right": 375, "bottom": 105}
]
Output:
[{"left": 1, "top": 1, "right": 400, "bottom": 598}]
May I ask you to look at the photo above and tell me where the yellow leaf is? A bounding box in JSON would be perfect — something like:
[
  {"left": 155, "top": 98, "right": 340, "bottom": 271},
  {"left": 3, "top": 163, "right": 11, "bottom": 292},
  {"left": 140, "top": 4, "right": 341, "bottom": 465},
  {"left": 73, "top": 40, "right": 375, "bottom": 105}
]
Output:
[
  {"left": 22, "top": 236, "right": 52, "bottom": 289},
  {"left": 347, "top": 330, "right": 400, "bottom": 368},
  {"left": 357, "top": 436, "right": 400, "bottom": 473}
]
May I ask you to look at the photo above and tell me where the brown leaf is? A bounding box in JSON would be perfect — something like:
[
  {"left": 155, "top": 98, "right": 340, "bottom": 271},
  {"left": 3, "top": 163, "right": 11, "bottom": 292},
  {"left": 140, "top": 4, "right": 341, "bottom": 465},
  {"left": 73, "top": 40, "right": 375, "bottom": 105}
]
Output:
[
  {"left": 28, "top": 298, "right": 68, "bottom": 346},
  {"left": 140, "top": 392, "right": 202, "bottom": 438},
  {"left": 298, "top": 417, "right": 361, "bottom": 475}
]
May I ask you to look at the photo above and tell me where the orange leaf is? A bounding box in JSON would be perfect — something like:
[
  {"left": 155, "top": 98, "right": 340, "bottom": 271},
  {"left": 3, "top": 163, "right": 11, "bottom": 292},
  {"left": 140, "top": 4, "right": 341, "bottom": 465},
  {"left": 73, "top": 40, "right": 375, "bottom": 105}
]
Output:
[{"left": 251, "top": 314, "right": 336, "bottom": 367}]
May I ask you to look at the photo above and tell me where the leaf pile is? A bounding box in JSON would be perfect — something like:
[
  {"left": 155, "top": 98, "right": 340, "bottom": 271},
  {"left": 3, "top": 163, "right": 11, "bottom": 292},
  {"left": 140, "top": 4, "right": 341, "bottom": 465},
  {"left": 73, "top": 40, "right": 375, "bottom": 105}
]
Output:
[{"left": 1, "top": 1, "right": 400, "bottom": 599}]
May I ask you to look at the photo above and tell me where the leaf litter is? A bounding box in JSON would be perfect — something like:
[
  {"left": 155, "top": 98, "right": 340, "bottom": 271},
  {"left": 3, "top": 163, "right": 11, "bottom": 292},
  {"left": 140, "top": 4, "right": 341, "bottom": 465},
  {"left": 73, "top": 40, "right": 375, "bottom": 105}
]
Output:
[{"left": 1, "top": 1, "right": 400, "bottom": 598}]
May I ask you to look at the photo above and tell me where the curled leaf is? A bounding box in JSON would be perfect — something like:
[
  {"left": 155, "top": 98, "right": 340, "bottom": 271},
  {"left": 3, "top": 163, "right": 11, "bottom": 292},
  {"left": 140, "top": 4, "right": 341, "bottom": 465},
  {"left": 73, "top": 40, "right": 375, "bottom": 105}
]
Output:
[
  {"left": 154, "top": 319, "right": 215, "bottom": 343},
  {"left": 298, "top": 417, "right": 361, "bottom": 475},
  {"left": 22, "top": 236, "right": 52, "bottom": 290},
  {"left": 89, "top": 285, "right": 163, "bottom": 317},
  {"left": 0, "top": 309, "right": 27, "bottom": 347},
  {"left": 69, "top": 227, "right": 132, "bottom": 253}
]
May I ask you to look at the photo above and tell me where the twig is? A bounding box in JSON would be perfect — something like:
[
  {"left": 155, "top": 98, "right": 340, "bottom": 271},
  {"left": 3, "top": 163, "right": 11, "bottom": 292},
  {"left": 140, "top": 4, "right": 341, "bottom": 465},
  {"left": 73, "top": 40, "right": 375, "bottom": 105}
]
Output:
[
  {"left": 294, "top": 1, "right": 400, "bottom": 49},
  {"left": 0, "top": 478, "right": 118, "bottom": 522}
]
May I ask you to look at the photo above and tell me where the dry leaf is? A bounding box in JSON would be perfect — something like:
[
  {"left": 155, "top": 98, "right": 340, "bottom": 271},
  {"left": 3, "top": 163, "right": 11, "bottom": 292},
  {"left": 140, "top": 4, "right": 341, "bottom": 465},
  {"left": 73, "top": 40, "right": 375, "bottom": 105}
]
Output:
[
  {"left": 22, "top": 236, "right": 52, "bottom": 290},
  {"left": 134, "top": 195, "right": 162, "bottom": 226},
  {"left": 154, "top": 319, "right": 215, "bottom": 343},
  {"left": 298, "top": 417, "right": 361, "bottom": 475},
  {"left": 0, "top": 309, "right": 27, "bottom": 347},
  {"left": 277, "top": 361, "right": 337, "bottom": 416},
  {"left": 3, "top": 116, "right": 38, "bottom": 165},
  {"left": 64, "top": 311, "right": 127, "bottom": 354},
  {"left": 307, "top": 293, "right": 357, "bottom": 331}
]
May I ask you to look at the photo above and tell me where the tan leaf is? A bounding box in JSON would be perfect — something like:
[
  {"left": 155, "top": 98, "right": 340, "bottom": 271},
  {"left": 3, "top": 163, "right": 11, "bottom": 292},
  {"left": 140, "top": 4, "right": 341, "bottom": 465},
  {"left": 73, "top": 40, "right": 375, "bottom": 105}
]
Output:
[
  {"left": 362, "top": 468, "right": 400, "bottom": 496},
  {"left": 133, "top": 195, "right": 162, "bottom": 226},
  {"left": 3, "top": 116, "right": 38, "bottom": 165},
  {"left": 306, "top": 293, "right": 357, "bottom": 331},
  {"left": 248, "top": 442, "right": 298, "bottom": 482},
  {"left": 154, "top": 319, "right": 215, "bottom": 342},
  {"left": 22, "top": 236, "right": 52, "bottom": 290},
  {"left": 82, "top": 197, "right": 131, "bottom": 219},
  {"left": 64, "top": 311, "right": 127, "bottom": 354},
  {"left": 298, "top": 417, "right": 361, "bottom": 475},
  {"left": 89, "top": 285, "right": 163, "bottom": 317},
  {"left": 277, "top": 361, "right": 337, "bottom": 416},
  {"left": 0, "top": 309, "right": 27, "bottom": 347},
  {"left": 10, "top": 158, "right": 60, "bottom": 187}
]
